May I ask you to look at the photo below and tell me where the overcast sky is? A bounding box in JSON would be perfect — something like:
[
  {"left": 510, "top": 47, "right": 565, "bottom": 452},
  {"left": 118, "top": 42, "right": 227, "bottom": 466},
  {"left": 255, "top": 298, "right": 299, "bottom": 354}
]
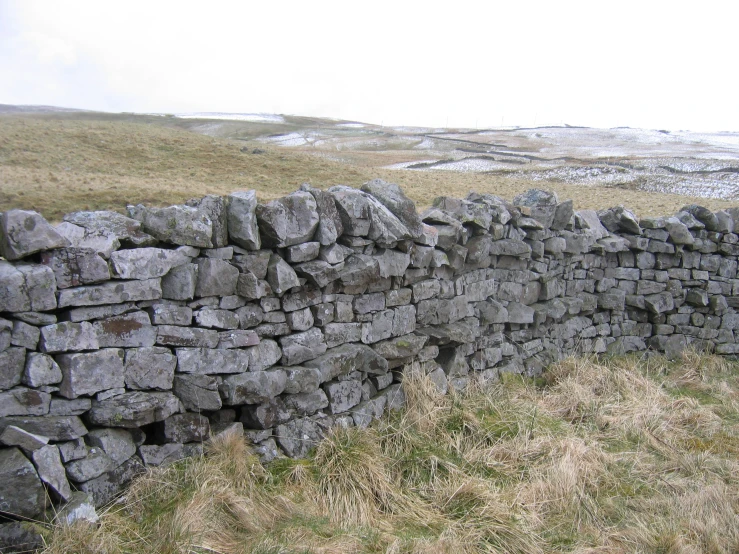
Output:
[{"left": 1, "top": 0, "right": 737, "bottom": 131}]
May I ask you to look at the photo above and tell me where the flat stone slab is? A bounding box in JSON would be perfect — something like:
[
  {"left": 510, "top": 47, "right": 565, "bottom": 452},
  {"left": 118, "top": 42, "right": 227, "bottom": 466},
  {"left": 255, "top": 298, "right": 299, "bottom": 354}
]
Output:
[
  {"left": 0, "top": 415, "right": 88, "bottom": 441},
  {"left": 87, "top": 391, "right": 182, "bottom": 428},
  {"left": 0, "top": 447, "right": 46, "bottom": 518},
  {"left": 220, "top": 369, "right": 287, "bottom": 405},
  {"left": 56, "top": 349, "right": 125, "bottom": 399},
  {"left": 175, "top": 347, "right": 250, "bottom": 374},
  {"left": 110, "top": 247, "right": 190, "bottom": 280},
  {"left": 0, "top": 209, "right": 69, "bottom": 260},
  {"left": 93, "top": 311, "right": 157, "bottom": 348},
  {"left": 58, "top": 278, "right": 162, "bottom": 308}
]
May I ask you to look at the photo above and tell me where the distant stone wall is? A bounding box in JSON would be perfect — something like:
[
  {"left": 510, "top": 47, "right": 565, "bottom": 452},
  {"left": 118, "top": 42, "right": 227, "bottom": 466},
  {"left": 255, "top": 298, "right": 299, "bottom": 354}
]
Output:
[{"left": 1, "top": 179, "right": 738, "bottom": 521}]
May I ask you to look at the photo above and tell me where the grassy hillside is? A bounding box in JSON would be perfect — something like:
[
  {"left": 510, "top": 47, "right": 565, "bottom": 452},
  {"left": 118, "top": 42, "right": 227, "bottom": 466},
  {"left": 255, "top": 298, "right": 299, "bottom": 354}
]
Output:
[
  {"left": 2, "top": 114, "right": 735, "bottom": 222},
  {"left": 42, "top": 352, "right": 739, "bottom": 553}
]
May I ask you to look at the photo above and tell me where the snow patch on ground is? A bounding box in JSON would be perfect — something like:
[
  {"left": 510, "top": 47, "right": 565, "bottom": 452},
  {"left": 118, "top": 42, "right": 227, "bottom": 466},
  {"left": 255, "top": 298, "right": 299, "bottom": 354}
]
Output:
[
  {"left": 176, "top": 112, "right": 285, "bottom": 123},
  {"left": 336, "top": 123, "right": 365, "bottom": 128}
]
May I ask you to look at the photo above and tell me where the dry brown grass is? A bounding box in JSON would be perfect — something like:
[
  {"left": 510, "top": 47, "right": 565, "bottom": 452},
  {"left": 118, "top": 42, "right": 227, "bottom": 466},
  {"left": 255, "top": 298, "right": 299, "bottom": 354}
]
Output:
[
  {"left": 2, "top": 114, "right": 734, "bottom": 222},
  {"left": 40, "top": 351, "right": 739, "bottom": 553}
]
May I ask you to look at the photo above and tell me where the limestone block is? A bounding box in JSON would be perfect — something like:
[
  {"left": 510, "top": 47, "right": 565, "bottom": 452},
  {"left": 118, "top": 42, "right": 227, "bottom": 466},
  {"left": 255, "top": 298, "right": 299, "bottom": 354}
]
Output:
[
  {"left": 0, "top": 448, "right": 46, "bottom": 518},
  {"left": 163, "top": 413, "right": 210, "bottom": 443},
  {"left": 0, "top": 425, "right": 49, "bottom": 451},
  {"left": 58, "top": 278, "right": 162, "bottom": 308},
  {"left": 93, "top": 311, "right": 156, "bottom": 348},
  {"left": 372, "top": 333, "right": 428, "bottom": 359},
  {"left": 39, "top": 247, "right": 110, "bottom": 289},
  {"left": 275, "top": 417, "right": 326, "bottom": 458},
  {"left": 194, "top": 258, "right": 239, "bottom": 297},
  {"left": 0, "top": 209, "right": 69, "bottom": 260},
  {"left": 323, "top": 379, "right": 362, "bottom": 414},
  {"left": 267, "top": 254, "right": 300, "bottom": 294},
  {"left": 124, "top": 347, "right": 176, "bottom": 390},
  {"left": 173, "top": 374, "right": 222, "bottom": 411},
  {"left": 175, "top": 347, "right": 249, "bottom": 374},
  {"left": 129, "top": 203, "right": 213, "bottom": 247},
  {"left": 156, "top": 325, "right": 219, "bottom": 348},
  {"left": 87, "top": 429, "right": 137, "bottom": 467},
  {"left": 87, "top": 392, "right": 182, "bottom": 428},
  {"left": 77, "top": 455, "right": 144, "bottom": 507},
  {"left": 279, "top": 327, "right": 328, "bottom": 365},
  {"left": 217, "top": 329, "right": 259, "bottom": 349},
  {"left": 0, "top": 348, "right": 26, "bottom": 390},
  {"left": 220, "top": 369, "right": 287, "bottom": 405},
  {"left": 283, "top": 366, "right": 322, "bottom": 394},
  {"left": 227, "top": 190, "right": 261, "bottom": 250},
  {"left": 305, "top": 343, "right": 388, "bottom": 381},
  {"left": 56, "top": 349, "right": 125, "bottom": 399},
  {"left": 0, "top": 387, "right": 51, "bottom": 417},
  {"left": 247, "top": 339, "right": 282, "bottom": 371},
  {"left": 256, "top": 191, "right": 319, "bottom": 247},
  {"left": 0, "top": 262, "right": 57, "bottom": 312},
  {"left": 194, "top": 308, "right": 240, "bottom": 330}
]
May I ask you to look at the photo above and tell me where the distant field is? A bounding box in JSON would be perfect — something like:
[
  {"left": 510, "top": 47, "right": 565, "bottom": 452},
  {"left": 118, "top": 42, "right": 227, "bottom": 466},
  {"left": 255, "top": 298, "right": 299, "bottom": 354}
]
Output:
[{"left": 1, "top": 112, "right": 736, "bottom": 222}]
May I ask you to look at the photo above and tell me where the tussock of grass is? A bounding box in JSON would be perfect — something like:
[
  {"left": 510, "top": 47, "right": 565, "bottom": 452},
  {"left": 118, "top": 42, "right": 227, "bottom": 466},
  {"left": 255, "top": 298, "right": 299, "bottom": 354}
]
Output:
[{"left": 41, "top": 351, "right": 739, "bottom": 553}]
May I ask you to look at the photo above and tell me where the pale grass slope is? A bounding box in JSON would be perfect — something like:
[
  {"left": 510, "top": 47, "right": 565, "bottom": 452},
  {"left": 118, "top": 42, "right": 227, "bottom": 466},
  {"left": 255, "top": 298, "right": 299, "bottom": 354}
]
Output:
[{"left": 41, "top": 350, "right": 739, "bottom": 554}]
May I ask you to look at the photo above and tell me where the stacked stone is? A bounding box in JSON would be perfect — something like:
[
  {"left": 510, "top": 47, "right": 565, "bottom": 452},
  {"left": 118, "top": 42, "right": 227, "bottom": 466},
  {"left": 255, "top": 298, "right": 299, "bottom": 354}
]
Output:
[{"left": 0, "top": 180, "right": 738, "bottom": 527}]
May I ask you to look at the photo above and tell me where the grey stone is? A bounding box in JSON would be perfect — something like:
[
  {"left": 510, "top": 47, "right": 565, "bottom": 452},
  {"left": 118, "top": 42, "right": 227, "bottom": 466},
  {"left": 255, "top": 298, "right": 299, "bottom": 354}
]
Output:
[
  {"left": 188, "top": 195, "right": 228, "bottom": 248},
  {"left": 235, "top": 305, "right": 265, "bottom": 329},
  {"left": 293, "top": 260, "right": 342, "bottom": 288},
  {"left": 0, "top": 425, "right": 49, "bottom": 451},
  {"left": 173, "top": 374, "right": 222, "bottom": 411},
  {"left": 227, "top": 190, "right": 261, "bottom": 250},
  {"left": 300, "top": 184, "right": 344, "bottom": 245},
  {"left": 58, "top": 278, "right": 162, "bottom": 308},
  {"left": 110, "top": 247, "right": 190, "bottom": 280},
  {"left": 322, "top": 380, "right": 362, "bottom": 414},
  {"left": 64, "top": 302, "right": 138, "bottom": 323},
  {"left": 319, "top": 243, "right": 347, "bottom": 264},
  {"left": 305, "top": 343, "right": 388, "bottom": 381},
  {"left": 39, "top": 247, "right": 110, "bottom": 289},
  {"left": 0, "top": 209, "right": 69, "bottom": 260},
  {"left": 361, "top": 309, "right": 394, "bottom": 344},
  {"left": 275, "top": 417, "right": 326, "bottom": 458},
  {"left": 55, "top": 221, "right": 121, "bottom": 258},
  {"left": 175, "top": 347, "right": 249, "bottom": 374},
  {"left": 232, "top": 250, "right": 271, "bottom": 279},
  {"left": 0, "top": 388, "right": 50, "bottom": 417},
  {"left": 0, "top": 521, "right": 44, "bottom": 552},
  {"left": 129, "top": 203, "right": 213, "bottom": 247},
  {"left": 283, "top": 366, "right": 322, "bottom": 394},
  {"left": 235, "top": 272, "right": 272, "bottom": 300},
  {"left": 0, "top": 262, "right": 57, "bottom": 312},
  {"left": 77, "top": 455, "right": 144, "bottom": 507},
  {"left": 286, "top": 242, "right": 320, "bottom": 263},
  {"left": 324, "top": 322, "right": 362, "bottom": 348},
  {"left": 156, "top": 325, "right": 219, "bottom": 348},
  {"left": 330, "top": 186, "right": 411, "bottom": 245},
  {"left": 354, "top": 292, "right": 386, "bottom": 314},
  {"left": 0, "top": 448, "right": 46, "bottom": 518},
  {"left": 87, "top": 392, "right": 182, "bottom": 428},
  {"left": 433, "top": 197, "right": 492, "bottom": 229},
  {"left": 284, "top": 389, "right": 329, "bottom": 416},
  {"left": 87, "top": 428, "right": 138, "bottom": 467},
  {"left": 64, "top": 446, "right": 113, "bottom": 483},
  {"left": 93, "top": 311, "right": 156, "bottom": 348},
  {"left": 217, "top": 329, "right": 260, "bottom": 349},
  {"left": 55, "top": 491, "right": 98, "bottom": 525},
  {"left": 64, "top": 210, "right": 155, "bottom": 248},
  {"left": 161, "top": 263, "right": 198, "bottom": 301},
  {"left": 286, "top": 308, "right": 314, "bottom": 331},
  {"left": 681, "top": 204, "right": 719, "bottom": 231},
  {"left": 267, "top": 254, "right": 300, "bottom": 294},
  {"left": 30, "top": 445, "right": 71, "bottom": 502},
  {"left": 488, "top": 239, "right": 532, "bottom": 256},
  {"left": 124, "top": 347, "right": 176, "bottom": 390},
  {"left": 372, "top": 333, "right": 428, "bottom": 359},
  {"left": 48, "top": 397, "right": 91, "bottom": 416},
  {"left": 247, "top": 339, "right": 282, "bottom": 371},
  {"left": 507, "top": 302, "right": 535, "bottom": 324},
  {"left": 163, "top": 413, "right": 210, "bottom": 443},
  {"left": 195, "top": 259, "right": 239, "bottom": 297},
  {"left": 10, "top": 321, "right": 39, "bottom": 350},
  {"left": 146, "top": 304, "right": 192, "bottom": 326},
  {"left": 57, "top": 349, "right": 125, "bottom": 399},
  {"left": 436, "top": 347, "right": 470, "bottom": 377},
  {"left": 598, "top": 206, "right": 641, "bottom": 235},
  {"left": 240, "top": 398, "right": 292, "bottom": 429},
  {"left": 40, "top": 321, "right": 99, "bottom": 353},
  {"left": 13, "top": 312, "right": 57, "bottom": 326},
  {"left": 256, "top": 191, "right": 319, "bottom": 247},
  {"left": 279, "top": 328, "right": 328, "bottom": 365},
  {"left": 139, "top": 443, "right": 201, "bottom": 467},
  {"left": 194, "top": 308, "right": 240, "bottom": 330},
  {"left": 221, "top": 369, "right": 287, "bottom": 405},
  {"left": 338, "top": 254, "right": 381, "bottom": 287},
  {"left": 664, "top": 217, "right": 695, "bottom": 245},
  {"left": 361, "top": 179, "right": 423, "bottom": 237},
  {"left": 0, "top": 348, "right": 25, "bottom": 391},
  {"left": 0, "top": 416, "right": 87, "bottom": 441},
  {"left": 644, "top": 292, "right": 675, "bottom": 314}
]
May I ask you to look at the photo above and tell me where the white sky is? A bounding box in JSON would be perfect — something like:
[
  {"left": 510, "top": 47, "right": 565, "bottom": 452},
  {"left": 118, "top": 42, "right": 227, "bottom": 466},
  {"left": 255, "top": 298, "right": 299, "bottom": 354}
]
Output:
[{"left": 1, "top": 0, "right": 737, "bottom": 132}]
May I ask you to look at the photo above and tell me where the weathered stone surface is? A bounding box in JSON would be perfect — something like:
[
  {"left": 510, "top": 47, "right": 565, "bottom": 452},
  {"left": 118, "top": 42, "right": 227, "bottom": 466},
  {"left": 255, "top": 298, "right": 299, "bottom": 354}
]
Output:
[
  {"left": 305, "top": 343, "right": 389, "bottom": 381},
  {"left": 163, "top": 413, "right": 210, "bottom": 443},
  {"left": 0, "top": 416, "right": 87, "bottom": 441},
  {"left": 0, "top": 348, "right": 25, "bottom": 391},
  {"left": 87, "top": 428, "right": 137, "bottom": 467},
  {"left": 161, "top": 263, "right": 198, "bottom": 301},
  {"left": 299, "top": 184, "right": 344, "bottom": 245},
  {"left": 433, "top": 197, "right": 492, "bottom": 229},
  {"left": 361, "top": 309, "right": 394, "bottom": 344},
  {"left": 0, "top": 262, "right": 57, "bottom": 312},
  {"left": 94, "top": 311, "right": 156, "bottom": 348},
  {"left": 227, "top": 190, "right": 261, "bottom": 250},
  {"left": 275, "top": 417, "right": 326, "bottom": 458},
  {"left": 488, "top": 239, "right": 532, "bottom": 257},
  {"left": 0, "top": 521, "right": 45, "bottom": 552},
  {"left": 257, "top": 191, "right": 319, "bottom": 247},
  {"left": 49, "top": 397, "right": 91, "bottom": 416},
  {"left": 31, "top": 444, "right": 72, "bottom": 501},
  {"left": 110, "top": 247, "right": 190, "bottom": 280},
  {"left": 138, "top": 443, "right": 202, "bottom": 467},
  {"left": 40, "top": 321, "right": 99, "bottom": 353},
  {"left": 58, "top": 278, "right": 162, "bottom": 308},
  {"left": 284, "top": 389, "right": 329, "bottom": 416},
  {"left": 361, "top": 179, "right": 423, "bottom": 237},
  {"left": 77, "top": 455, "right": 145, "bottom": 506},
  {"left": 220, "top": 369, "right": 287, "bottom": 405},
  {"left": 87, "top": 392, "right": 182, "bottom": 428},
  {"left": 64, "top": 210, "right": 155, "bottom": 248},
  {"left": 286, "top": 308, "right": 314, "bottom": 331},
  {"left": 55, "top": 221, "right": 121, "bottom": 259},
  {"left": 323, "top": 380, "right": 362, "bottom": 414},
  {"left": 293, "top": 260, "right": 341, "bottom": 288},
  {"left": 57, "top": 349, "right": 125, "bottom": 398},
  {"left": 0, "top": 387, "right": 51, "bottom": 417},
  {"left": 664, "top": 217, "right": 695, "bottom": 245},
  {"left": 194, "top": 258, "right": 239, "bottom": 297},
  {"left": 283, "top": 366, "right": 322, "bottom": 394},
  {"left": 188, "top": 195, "right": 228, "bottom": 248},
  {"left": 0, "top": 209, "right": 69, "bottom": 260},
  {"left": 267, "top": 254, "right": 300, "bottom": 294},
  {"left": 217, "top": 329, "right": 260, "bottom": 349},
  {"left": 56, "top": 491, "right": 99, "bottom": 525},
  {"left": 0, "top": 425, "right": 49, "bottom": 451},
  {"left": 598, "top": 206, "right": 641, "bottom": 235},
  {"left": 644, "top": 292, "right": 675, "bottom": 314},
  {"left": 247, "top": 339, "right": 282, "bottom": 371},
  {"left": 173, "top": 374, "right": 222, "bottom": 411},
  {"left": 194, "top": 308, "right": 240, "bottom": 330},
  {"left": 124, "top": 347, "right": 176, "bottom": 391},
  {"left": 373, "top": 334, "right": 428, "bottom": 359},
  {"left": 175, "top": 347, "right": 249, "bottom": 374},
  {"left": 507, "top": 302, "right": 535, "bottom": 324},
  {"left": 240, "top": 398, "right": 292, "bottom": 429},
  {"left": 10, "top": 320, "right": 39, "bottom": 350},
  {"left": 324, "top": 322, "right": 362, "bottom": 348},
  {"left": 129, "top": 204, "right": 213, "bottom": 247},
  {"left": 146, "top": 304, "right": 192, "bottom": 326},
  {"left": 330, "top": 186, "right": 411, "bottom": 245},
  {"left": 0, "top": 447, "right": 46, "bottom": 518},
  {"left": 156, "top": 325, "right": 219, "bottom": 348},
  {"left": 40, "top": 247, "right": 110, "bottom": 289},
  {"left": 286, "top": 241, "right": 320, "bottom": 263},
  {"left": 279, "top": 328, "right": 328, "bottom": 365}
]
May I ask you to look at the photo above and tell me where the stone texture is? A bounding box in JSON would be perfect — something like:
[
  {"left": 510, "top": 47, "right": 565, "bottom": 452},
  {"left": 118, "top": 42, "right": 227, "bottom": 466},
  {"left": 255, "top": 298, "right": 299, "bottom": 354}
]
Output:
[
  {"left": 267, "top": 254, "right": 301, "bottom": 294},
  {"left": 87, "top": 428, "right": 138, "bottom": 467},
  {"left": 58, "top": 278, "right": 162, "bottom": 308},
  {"left": 77, "top": 455, "right": 145, "bottom": 506},
  {"left": 0, "top": 447, "right": 46, "bottom": 518},
  {"left": 280, "top": 328, "right": 328, "bottom": 365},
  {"left": 57, "top": 349, "right": 125, "bottom": 399},
  {"left": 0, "top": 348, "right": 26, "bottom": 391},
  {"left": 40, "top": 247, "right": 110, "bottom": 289},
  {"left": 110, "top": 247, "right": 190, "bottom": 280},
  {"left": 173, "top": 374, "right": 222, "bottom": 411},
  {"left": 220, "top": 370, "right": 287, "bottom": 405},
  {"left": 0, "top": 425, "right": 49, "bottom": 451},
  {"left": 87, "top": 392, "right": 182, "bottom": 428},
  {"left": 195, "top": 258, "right": 239, "bottom": 297},
  {"left": 361, "top": 179, "right": 423, "bottom": 237},
  {"left": 129, "top": 204, "right": 213, "bottom": 247},
  {"left": 94, "top": 311, "right": 157, "bottom": 348},
  {"left": 0, "top": 209, "right": 69, "bottom": 260},
  {"left": 124, "top": 347, "right": 176, "bottom": 391},
  {"left": 31, "top": 444, "right": 73, "bottom": 501},
  {"left": 157, "top": 325, "right": 219, "bottom": 348},
  {"left": 64, "top": 210, "right": 155, "bottom": 248},
  {"left": 0, "top": 388, "right": 51, "bottom": 417},
  {"left": 323, "top": 380, "right": 363, "bottom": 414},
  {"left": 163, "top": 413, "right": 210, "bottom": 443},
  {"left": 176, "top": 347, "right": 249, "bottom": 374},
  {"left": 257, "top": 191, "right": 319, "bottom": 247},
  {"left": 0, "top": 262, "right": 57, "bottom": 312},
  {"left": 227, "top": 190, "right": 261, "bottom": 250}
]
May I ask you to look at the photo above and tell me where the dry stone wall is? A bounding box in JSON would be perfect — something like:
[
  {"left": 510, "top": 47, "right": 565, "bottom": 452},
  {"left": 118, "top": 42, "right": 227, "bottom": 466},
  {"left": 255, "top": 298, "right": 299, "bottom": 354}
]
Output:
[{"left": 1, "top": 179, "right": 739, "bottom": 521}]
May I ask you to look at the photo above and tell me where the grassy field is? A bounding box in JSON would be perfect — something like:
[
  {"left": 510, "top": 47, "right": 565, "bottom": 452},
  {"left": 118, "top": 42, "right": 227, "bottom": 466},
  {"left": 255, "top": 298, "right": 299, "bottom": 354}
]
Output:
[
  {"left": 1, "top": 113, "right": 736, "bottom": 222},
  {"left": 41, "top": 351, "right": 739, "bottom": 554}
]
